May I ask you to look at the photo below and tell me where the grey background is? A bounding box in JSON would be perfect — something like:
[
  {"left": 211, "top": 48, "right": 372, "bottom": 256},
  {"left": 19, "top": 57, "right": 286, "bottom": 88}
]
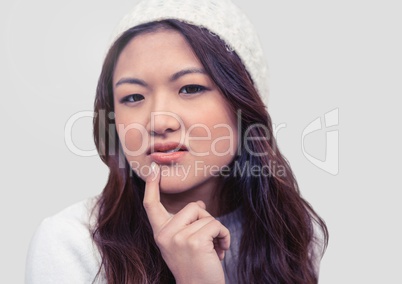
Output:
[{"left": 1, "top": 0, "right": 401, "bottom": 283}]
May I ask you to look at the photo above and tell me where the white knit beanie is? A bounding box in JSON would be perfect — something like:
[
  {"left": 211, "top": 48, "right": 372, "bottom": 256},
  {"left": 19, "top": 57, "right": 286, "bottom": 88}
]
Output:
[{"left": 111, "top": 0, "right": 269, "bottom": 99}]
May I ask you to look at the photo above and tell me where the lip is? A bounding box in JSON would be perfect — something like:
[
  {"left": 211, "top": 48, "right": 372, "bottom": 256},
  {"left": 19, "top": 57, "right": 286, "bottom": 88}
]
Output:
[{"left": 148, "top": 142, "right": 188, "bottom": 164}]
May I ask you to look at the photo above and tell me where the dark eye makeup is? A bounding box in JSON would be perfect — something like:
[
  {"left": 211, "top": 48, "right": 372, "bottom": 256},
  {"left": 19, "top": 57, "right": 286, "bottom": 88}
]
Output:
[
  {"left": 120, "top": 94, "right": 145, "bottom": 104},
  {"left": 179, "top": 84, "right": 207, "bottom": 94},
  {"left": 119, "top": 84, "right": 207, "bottom": 105}
]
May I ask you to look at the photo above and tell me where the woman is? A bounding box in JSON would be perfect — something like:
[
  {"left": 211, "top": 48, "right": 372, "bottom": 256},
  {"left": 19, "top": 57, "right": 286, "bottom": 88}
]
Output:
[{"left": 26, "top": 0, "right": 328, "bottom": 283}]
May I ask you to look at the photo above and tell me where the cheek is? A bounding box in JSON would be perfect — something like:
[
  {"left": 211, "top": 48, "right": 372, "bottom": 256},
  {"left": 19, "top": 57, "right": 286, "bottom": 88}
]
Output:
[
  {"left": 210, "top": 124, "right": 238, "bottom": 155},
  {"left": 187, "top": 112, "right": 238, "bottom": 159},
  {"left": 114, "top": 114, "right": 149, "bottom": 156}
]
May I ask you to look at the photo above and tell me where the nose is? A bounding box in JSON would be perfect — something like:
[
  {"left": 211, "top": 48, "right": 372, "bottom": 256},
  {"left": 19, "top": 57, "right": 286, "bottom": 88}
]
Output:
[
  {"left": 148, "top": 111, "right": 182, "bottom": 136},
  {"left": 146, "top": 98, "right": 182, "bottom": 136}
]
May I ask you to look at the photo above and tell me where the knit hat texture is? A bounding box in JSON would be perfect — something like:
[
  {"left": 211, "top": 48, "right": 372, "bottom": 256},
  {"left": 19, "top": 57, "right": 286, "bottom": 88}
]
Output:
[{"left": 111, "top": 0, "right": 269, "bottom": 99}]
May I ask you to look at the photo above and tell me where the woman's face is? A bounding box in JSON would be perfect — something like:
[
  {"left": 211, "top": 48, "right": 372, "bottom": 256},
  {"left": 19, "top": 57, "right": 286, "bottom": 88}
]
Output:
[{"left": 113, "top": 29, "right": 238, "bottom": 198}]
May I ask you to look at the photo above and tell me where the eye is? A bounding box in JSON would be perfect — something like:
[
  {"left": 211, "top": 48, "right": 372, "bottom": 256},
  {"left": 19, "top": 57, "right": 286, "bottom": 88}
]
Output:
[
  {"left": 179, "top": 85, "right": 206, "bottom": 95},
  {"left": 120, "top": 94, "right": 145, "bottom": 104}
]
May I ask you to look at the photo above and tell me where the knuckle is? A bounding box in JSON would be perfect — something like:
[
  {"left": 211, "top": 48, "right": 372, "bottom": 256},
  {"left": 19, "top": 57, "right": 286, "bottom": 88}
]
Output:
[
  {"left": 196, "top": 200, "right": 206, "bottom": 208},
  {"left": 187, "top": 235, "right": 202, "bottom": 250},
  {"left": 171, "top": 232, "right": 186, "bottom": 247},
  {"left": 186, "top": 202, "right": 199, "bottom": 211},
  {"left": 209, "top": 219, "right": 222, "bottom": 227},
  {"left": 142, "top": 199, "right": 156, "bottom": 210},
  {"left": 155, "top": 233, "right": 167, "bottom": 247},
  {"left": 202, "top": 216, "right": 215, "bottom": 224},
  {"left": 154, "top": 228, "right": 169, "bottom": 247}
]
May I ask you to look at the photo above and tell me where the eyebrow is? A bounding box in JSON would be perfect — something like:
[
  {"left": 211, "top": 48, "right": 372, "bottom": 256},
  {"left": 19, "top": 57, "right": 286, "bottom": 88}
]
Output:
[
  {"left": 169, "top": 68, "right": 207, "bottom": 82},
  {"left": 115, "top": 77, "right": 148, "bottom": 88},
  {"left": 114, "top": 68, "right": 207, "bottom": 88}
]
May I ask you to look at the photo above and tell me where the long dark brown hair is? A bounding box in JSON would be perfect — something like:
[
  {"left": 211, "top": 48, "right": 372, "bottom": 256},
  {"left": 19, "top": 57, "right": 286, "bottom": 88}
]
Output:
[{"left": 92, "top": 19, "right": 328, "bottom": 283}]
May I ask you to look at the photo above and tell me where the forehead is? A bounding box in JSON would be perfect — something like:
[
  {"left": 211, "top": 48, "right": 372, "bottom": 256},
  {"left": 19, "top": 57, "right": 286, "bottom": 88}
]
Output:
[
  {"left": 115, "top": 29, "right": 201, "bottom": 69},
  {"left": 112, "top": 29, "right": 206, "bottom": 87}
]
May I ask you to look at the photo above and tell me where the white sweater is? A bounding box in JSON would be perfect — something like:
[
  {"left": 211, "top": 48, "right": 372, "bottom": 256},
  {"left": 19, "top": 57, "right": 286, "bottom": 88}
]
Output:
[
  {"left": 25, "top": 197, "right": 104, "bottom": 283},
  {"left": 25, "top": 197, "right": 242, "bottom": 283}
]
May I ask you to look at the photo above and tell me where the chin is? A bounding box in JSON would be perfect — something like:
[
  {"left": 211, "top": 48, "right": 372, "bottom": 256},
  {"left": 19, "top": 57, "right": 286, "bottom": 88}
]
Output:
[{"left": 159, "top": 176, "right": 193, "bottom": 194}]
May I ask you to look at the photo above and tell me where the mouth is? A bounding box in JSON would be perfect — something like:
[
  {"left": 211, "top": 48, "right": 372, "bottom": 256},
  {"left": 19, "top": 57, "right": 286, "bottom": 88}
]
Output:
[
  {"left": 148, "top": 142, "right": 188, "bottom": 155},
  {"left": 147, "top": 142, "right": 188, "bottom": 164}
]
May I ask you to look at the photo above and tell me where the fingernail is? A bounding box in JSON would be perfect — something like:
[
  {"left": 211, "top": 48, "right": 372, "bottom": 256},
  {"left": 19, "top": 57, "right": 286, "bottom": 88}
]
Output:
[{"left": 151, "top": 162, "right": 157, "bottom": 174}]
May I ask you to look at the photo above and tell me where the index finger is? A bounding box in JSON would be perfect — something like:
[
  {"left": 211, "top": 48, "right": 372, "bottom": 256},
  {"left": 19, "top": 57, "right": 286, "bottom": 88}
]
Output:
[{"left": 143, "top": 162, "right": 171, "bottom": 231}]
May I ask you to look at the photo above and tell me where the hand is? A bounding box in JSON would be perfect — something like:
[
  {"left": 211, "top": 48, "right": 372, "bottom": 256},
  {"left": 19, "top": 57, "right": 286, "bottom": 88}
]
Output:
[{"left": 143, "top": 163, "right": 230, "bottom": 284}]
